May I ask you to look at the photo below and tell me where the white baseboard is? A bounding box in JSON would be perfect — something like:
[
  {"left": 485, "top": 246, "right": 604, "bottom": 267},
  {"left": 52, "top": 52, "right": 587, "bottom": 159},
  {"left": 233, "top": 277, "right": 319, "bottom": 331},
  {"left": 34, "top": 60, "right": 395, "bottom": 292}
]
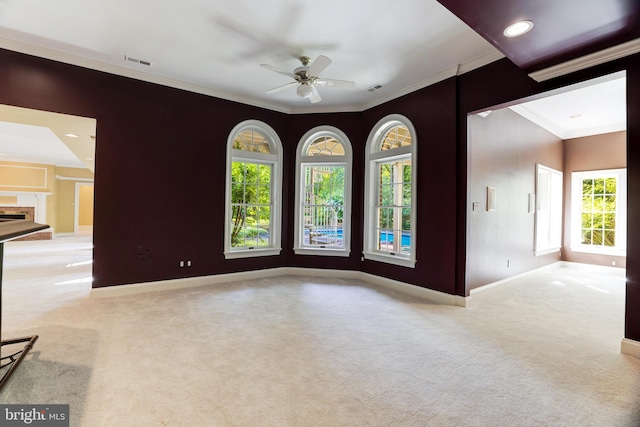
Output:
[
  {"left": 55, "top": 232, "right": 75, "bottom": 238},
  {"left": 90, "top": 266, "right": 466, "bottom": 307},
  {"left": 621, "top": 338, "right": 640, "bottom": 359},
  {"left": 90, "top": 267, "right": 290, "bottom": 298},
  {"left": 470, "top": 261, "right": 575, "bottom": 295}
]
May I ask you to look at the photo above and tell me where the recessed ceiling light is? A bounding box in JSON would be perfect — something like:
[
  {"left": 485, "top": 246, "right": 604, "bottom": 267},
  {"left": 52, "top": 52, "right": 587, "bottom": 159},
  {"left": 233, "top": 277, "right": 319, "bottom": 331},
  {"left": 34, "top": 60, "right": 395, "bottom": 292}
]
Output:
[
  {"left": 64, "top": 133, "right": 79, "bottom": 138},
  {"left": 503, "top": 20, "right": 534, "bottom": 38}
]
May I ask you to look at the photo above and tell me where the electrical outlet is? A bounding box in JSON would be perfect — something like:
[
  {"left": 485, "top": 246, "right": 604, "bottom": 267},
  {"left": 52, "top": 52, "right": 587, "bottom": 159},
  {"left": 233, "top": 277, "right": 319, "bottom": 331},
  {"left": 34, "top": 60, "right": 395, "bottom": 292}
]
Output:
[{"left": 179, "top": 260, "right": 185, "bottom": 267}]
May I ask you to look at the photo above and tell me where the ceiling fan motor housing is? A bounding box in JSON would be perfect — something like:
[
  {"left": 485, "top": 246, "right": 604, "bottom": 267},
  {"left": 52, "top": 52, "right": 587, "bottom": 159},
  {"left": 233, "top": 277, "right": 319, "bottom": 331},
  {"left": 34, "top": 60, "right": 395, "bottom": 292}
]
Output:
[{"left": 294, "top": 66, "right": 310, "bottom": 80}]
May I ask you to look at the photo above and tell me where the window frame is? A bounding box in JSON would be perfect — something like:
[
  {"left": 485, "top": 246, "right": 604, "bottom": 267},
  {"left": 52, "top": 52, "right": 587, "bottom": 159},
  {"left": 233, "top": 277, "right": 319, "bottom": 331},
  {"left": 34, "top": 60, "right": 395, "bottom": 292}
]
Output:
[
  {"left": 294, "top": 126, "right": 352, "bottom": 257},
  {"left": 534, "top": 164, "right": 563, "bottom": 256},
  {"left": 570, "top": 168, "right": 626, "bottom": 256},
  {"left": 363, "top": 114, "right": 417, "bottom": 268},
  {"left": 224, "top": 120, "right": 283, "bottom": 259}
]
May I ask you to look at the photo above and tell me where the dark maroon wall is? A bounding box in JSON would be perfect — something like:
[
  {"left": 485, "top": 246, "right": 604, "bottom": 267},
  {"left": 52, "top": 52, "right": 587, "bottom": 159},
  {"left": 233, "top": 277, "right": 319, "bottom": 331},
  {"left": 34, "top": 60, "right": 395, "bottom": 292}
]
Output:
[
  {"left": 626, "top": 63, "right": 640, "bottom": 340},
  {"left": 362, "top": 78, "right": 459, "bottom": 294}
]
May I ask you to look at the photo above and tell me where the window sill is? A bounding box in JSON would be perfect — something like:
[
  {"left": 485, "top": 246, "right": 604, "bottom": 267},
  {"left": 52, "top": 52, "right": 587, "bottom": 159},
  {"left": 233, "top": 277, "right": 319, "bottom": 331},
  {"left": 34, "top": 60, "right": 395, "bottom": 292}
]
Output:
[
  {"left": 294, "top": 247, "right": 351, "bottom": 257},
  {"left": 224, "top": 248, "right": 282, "bottom": 259},
  {"left": 363, "top": 252, "right": 416, "bottom": 268},
  {"left": 534, "top": 247, "right": 561, "bottom": 256},
  {"left": 570, "top": 246, "right": 626, "bottom": 257}
]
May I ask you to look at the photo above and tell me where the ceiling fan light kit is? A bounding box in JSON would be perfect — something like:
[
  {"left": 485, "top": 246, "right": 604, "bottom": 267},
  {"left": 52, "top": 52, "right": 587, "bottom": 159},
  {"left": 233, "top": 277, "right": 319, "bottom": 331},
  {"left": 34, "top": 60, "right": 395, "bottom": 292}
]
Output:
[
  {"left": 261, "top": 55, "right": 355, "bottom": 103},
  {"left": 296, "top": 83, "right": 314, "bottom": 98}
]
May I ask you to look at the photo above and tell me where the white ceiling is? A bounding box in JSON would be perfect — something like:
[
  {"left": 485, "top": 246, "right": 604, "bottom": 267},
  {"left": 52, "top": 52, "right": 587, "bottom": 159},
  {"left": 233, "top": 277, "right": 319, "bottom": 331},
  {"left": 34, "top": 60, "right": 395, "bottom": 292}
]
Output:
[
  {"left": 508, "top": 73, "right": 626, "bottom": 139},
  {"left": 0, "top": 0, "right": 503, "bottom": 114},
  {"left": 0, "top": 105, "right": 96, "bottom": 171}
]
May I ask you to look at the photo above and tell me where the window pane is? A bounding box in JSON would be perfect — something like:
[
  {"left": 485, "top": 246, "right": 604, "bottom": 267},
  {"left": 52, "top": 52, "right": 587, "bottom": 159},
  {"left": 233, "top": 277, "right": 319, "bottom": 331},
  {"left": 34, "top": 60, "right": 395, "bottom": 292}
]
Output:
[
  {"left": 380, "top": 125, "right": 412, "bottom": 151},
  {"left": 593, "top": 178, "right": 605, "bottom": 195},
  {"left": 403, "top": 183, "right": 411, "bottom": 206},
  {"left": 233, "top": 130, "right": 271, "bottom": 153},
  {"left": 592, "top": 213, "right": 603, "bottom": 229},
  {"left": 379, "top": 164, "right": 392, "bottom": 185},
  {"left": 231, "top": 183, "right": 244, "bottom": 204},
  {"left": 373, "top": 156, "right": 413, "bottom": 257},
  {"left": 605, "top": 195, "right": 616, "bottom": 212},
  {"left": 574, "top": 171, "right": 624, "bottom": 252},
  {"left": 230, "top": 160, "right": 273, "bottom": 250},
  {"left": 605, "top": 178, "right": 617, "bottom": 194},
  {"left": 402, "top": 161, "right": 412, "bottom": 182},
  {"left": 258, "top": 185, "right": 270, "bottom": 204},
  {"left": 402, "top": 208, "right": 411, "bottom": 232},
  {"left": 592, "top": 229, "right": 603, "bottom": 245},
  {"left": 245, "top": 184, "right": 257, "bottom": 204},
  {"left": 604, "top": 213, "right": 616, "bottom": 229},
  {"left": 244, "top": 230, "right": 258, "bottom": 247},
  {"left": 604, "top": 230, "right": 615, "bottom": 247},
  {"left": 257, "top": 206, "right": 269, "bottom": 226},
  {"left": 230, "top": 206, "right": 246, "bottom": 247},
  {"left": 380, "top": 184, "right": 392, "bottom": 206},
  {"left": 258, "top": 164, "right": 271, "bottom": 184},
  {"left": 244, "top": 164, "right": 258, "bottom": 184},
  {"left": 593, "top": 195, "right": 604, "bottom": 211},
  {"left": 306, "top": 136, "right": 345, "bottom": 156},
  {"left": 300, "top": 164, "right": 345, "bottom": 248},
  {"left": 378, "top": 207, "right": 392, "bottom": 229},
  {"left": 378, "top": 230, "right": 389, "bottom": 250}
]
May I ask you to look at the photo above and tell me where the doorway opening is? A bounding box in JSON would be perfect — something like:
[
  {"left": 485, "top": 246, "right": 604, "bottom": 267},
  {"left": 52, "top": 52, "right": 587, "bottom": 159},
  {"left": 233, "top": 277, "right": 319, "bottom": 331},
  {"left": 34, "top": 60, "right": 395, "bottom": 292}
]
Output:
[
  {"left": 466, "top": 71, "right": 626, "bottom": 292},
  {"left": 0, "top": 103, "right": 96, "bottom": 239}
]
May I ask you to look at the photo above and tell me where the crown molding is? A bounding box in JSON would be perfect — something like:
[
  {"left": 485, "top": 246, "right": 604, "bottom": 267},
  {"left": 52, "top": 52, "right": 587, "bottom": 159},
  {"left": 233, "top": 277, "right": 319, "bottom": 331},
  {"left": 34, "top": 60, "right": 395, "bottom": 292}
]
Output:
[
  {"left": 509, "top": 104, "right": 566, "bottom": 138},
  {"left": 0, "top": 37, "right": 293, "bottom": 114},
  {"left": 0, "top": 37, "right": 503, "bottom": 115},
  {"left": 563, "top": 123, "right": 626, "bottom": 140},
  {"left": 361, "top": 66, "right": 459, "bottom": 111},
  {"left": 529, "top": 38, "right": 640, "bottom": 82},
  {"left": 457, "top": 50, "right": 506, "bottom": 75},
  {"left": 509, "top": 104, "right": 626, "bottom": 140}
]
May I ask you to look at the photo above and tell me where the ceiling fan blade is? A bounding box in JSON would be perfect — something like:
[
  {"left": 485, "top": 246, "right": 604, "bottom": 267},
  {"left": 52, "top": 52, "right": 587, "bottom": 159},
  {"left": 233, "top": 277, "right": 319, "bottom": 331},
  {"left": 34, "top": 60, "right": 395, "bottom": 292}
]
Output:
[
  {"left": 265, "top": 81, "right": 298, "bottom": 94},
  {"left": 309, "top": 85, "right": 322, "bottom": 103},
  {"left": 315, "top": 78, "right": 355, "bottom": 89},
  {"left": 260, "top": 63, "right": 297, "bottom": 79},
  {"left": 307, "top": 55, "right": 332, "bottom": 77}
]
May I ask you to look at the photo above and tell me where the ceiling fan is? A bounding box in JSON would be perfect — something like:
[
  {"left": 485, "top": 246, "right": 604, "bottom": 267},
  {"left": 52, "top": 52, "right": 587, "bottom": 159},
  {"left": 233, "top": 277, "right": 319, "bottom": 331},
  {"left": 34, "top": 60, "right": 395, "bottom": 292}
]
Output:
[{"left": 260, "top": 55, "right": 355, "bottom": 103}]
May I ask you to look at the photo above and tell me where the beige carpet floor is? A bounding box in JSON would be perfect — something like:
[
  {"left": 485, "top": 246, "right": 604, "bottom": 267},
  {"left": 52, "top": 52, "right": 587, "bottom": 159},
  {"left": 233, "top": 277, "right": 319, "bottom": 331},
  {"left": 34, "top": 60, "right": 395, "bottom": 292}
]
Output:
[{"left": 1, "top": 235, "right": 639, "bottom": 426}]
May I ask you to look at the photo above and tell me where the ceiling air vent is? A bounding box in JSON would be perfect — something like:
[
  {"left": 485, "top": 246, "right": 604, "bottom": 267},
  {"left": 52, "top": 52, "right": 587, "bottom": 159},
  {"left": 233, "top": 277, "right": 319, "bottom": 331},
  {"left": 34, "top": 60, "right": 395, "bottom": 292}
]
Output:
[
  {"left": 124, "top": 55, "right": 151, "bottom": 66},
  {"left": 367, "top": 84, "right": 383, "bottom": 92}
]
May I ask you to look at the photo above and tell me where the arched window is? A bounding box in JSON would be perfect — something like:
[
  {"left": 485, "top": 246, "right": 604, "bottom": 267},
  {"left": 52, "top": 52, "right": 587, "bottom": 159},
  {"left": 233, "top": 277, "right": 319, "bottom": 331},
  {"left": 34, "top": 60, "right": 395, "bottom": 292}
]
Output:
[
  {"left": 224, "top": 120, "right": 283, "bottom": 259},
  {"left": 294, "top": 126, "right": 352, "bottom": 256},
  {"left": 363, "top": 115, "right": 417, "bottom": 267}
]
